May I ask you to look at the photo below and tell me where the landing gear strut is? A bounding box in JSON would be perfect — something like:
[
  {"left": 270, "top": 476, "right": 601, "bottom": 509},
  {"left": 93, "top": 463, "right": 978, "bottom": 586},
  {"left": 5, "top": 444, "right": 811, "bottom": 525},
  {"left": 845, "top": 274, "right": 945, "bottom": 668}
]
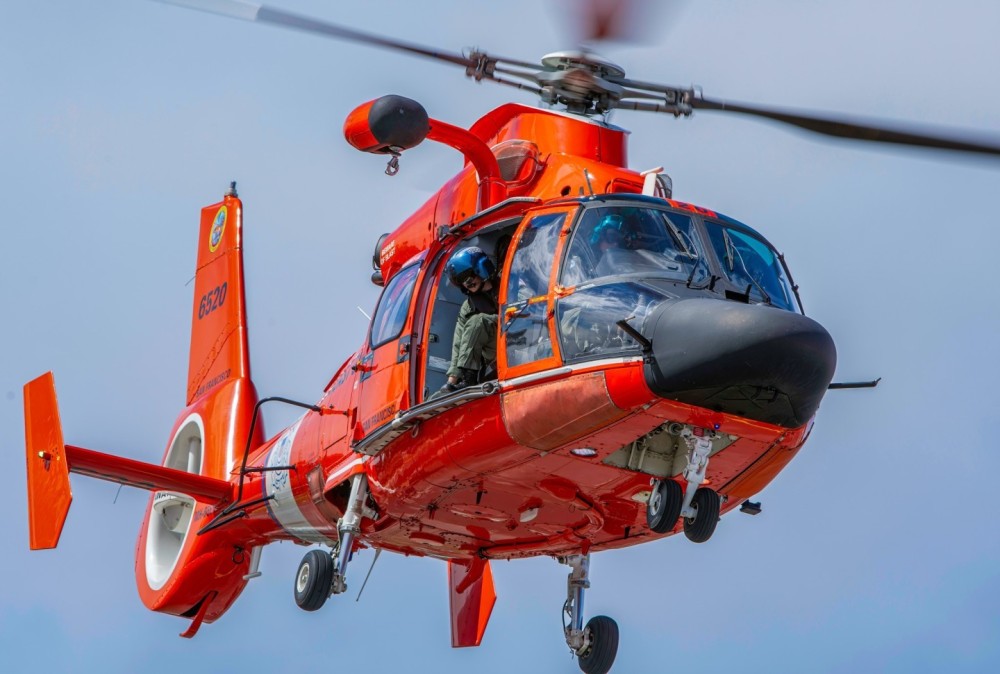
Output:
[
  {"left": 678, "top": 427, "right": 720, "bottom": 543},
  {"left": 293, "top": 473, "right": 373, "bottom": 611},
  {"left": 560, "top": 554, "right": 619, "bottom": 674},
  {"left": 331, "top": 473, "right": 371, "bottom": 595}
]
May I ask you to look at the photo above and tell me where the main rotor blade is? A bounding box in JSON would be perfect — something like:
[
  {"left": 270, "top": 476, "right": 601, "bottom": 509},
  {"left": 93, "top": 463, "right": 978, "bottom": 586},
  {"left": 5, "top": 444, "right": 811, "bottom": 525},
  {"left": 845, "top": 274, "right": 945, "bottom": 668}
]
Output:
[
  {"left": 692, "top": 95, "right": 1000, "bottom": 158},
  {"left": 155, "top": 0, "right": 477, "bottom": 68}
]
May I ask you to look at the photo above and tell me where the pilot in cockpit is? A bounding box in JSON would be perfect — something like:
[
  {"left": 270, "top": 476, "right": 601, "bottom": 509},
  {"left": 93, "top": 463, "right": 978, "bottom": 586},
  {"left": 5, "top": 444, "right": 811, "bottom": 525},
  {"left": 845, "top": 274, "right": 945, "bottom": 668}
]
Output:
[
  {"left": 592, "top": 213, "right": 625, "bottom": 252},
  {"left": 592, "top": 213, "right": 647, "bottom": 278}
]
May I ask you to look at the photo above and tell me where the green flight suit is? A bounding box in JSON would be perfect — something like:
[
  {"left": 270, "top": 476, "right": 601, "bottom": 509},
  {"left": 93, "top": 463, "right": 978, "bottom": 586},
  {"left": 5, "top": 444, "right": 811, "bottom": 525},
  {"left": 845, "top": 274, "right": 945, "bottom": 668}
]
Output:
[{"left": 447, "top": 299, "right": 498, "bottom": 379}]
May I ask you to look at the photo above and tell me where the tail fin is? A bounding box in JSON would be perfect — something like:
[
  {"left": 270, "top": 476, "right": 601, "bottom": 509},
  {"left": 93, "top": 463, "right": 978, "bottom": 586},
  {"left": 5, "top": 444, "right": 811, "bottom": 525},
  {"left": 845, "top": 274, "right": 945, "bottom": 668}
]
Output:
[
  {"left": 125, "top": 189, "right": 263, "bottom": 628},
  {"left": 187, "top": 190, "right": 251, "bottom": 405}
]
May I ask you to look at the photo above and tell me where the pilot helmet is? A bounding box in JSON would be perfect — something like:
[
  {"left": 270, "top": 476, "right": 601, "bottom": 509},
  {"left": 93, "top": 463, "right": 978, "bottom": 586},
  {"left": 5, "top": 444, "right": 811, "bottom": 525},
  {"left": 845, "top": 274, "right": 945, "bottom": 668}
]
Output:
[
  {"left": 447, "top": 246, "right": 495, "bottom": 291},
  {"left": 590, "top": 213, "right": 625, "bottom": 246}
]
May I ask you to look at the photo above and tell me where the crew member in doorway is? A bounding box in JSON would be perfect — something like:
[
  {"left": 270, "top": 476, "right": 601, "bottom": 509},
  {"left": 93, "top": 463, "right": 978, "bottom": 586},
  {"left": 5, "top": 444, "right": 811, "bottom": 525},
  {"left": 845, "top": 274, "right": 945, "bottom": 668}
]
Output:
[{"left": 440, "top": 246, "right": 499, "bottom": 394}]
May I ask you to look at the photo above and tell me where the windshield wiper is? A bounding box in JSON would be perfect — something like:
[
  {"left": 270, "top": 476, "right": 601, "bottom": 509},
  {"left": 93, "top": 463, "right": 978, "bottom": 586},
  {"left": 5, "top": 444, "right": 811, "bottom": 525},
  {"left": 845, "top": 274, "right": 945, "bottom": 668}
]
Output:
[
  {"left": 662, "top": 213, "right": 695, "bottom": 258},
  {"left": 722, "top": 228, "right": 736, "bottom": 271},
  {"left": 686, "top": 255, "right": 718, "bottom": 290}
]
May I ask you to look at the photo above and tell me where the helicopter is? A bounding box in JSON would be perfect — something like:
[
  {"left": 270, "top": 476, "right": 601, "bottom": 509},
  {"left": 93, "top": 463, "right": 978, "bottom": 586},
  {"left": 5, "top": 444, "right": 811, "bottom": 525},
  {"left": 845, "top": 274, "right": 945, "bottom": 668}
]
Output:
[{"left": 18, "top": 2, "right": 1000, "bottom": 673}]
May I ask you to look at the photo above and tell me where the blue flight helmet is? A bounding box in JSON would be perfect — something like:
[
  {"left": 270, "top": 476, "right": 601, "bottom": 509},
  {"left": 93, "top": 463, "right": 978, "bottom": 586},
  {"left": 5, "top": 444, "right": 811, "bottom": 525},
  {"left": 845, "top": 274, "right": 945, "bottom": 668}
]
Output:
[
  {"left": 590, "top": 213, "right": 625, "bottom": 246},
  {"left": 447, "top": 246, "right": 496, "bottom": 291}
]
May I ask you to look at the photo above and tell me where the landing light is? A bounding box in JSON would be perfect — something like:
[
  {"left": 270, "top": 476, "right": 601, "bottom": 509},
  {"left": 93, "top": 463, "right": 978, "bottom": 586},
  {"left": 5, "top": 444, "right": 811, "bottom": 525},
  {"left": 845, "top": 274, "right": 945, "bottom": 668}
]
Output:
[{"left": 570, "top": 447, "right": 598, "bottom": 458}]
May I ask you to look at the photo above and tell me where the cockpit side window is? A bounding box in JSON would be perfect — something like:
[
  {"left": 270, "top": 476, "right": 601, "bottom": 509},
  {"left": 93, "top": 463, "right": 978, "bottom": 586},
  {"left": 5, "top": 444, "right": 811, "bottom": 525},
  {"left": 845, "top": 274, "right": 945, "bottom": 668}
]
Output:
[{"left": 703, "top": 221, "right": 799, "bottom": 311}]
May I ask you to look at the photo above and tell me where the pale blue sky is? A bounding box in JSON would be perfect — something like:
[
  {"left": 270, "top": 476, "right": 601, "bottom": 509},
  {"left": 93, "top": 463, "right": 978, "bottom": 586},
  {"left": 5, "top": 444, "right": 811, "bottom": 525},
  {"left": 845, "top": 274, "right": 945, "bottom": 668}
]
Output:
[{"left": 2, "top": 1, "right": 999, "bottom": 672}]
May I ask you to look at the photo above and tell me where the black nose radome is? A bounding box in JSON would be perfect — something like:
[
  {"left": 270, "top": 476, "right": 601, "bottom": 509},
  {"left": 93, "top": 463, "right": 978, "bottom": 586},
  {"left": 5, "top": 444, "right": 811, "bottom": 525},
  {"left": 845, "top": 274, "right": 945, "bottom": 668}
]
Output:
[{"left": 642, "top": 298, "right": 837, "bottom": 428}]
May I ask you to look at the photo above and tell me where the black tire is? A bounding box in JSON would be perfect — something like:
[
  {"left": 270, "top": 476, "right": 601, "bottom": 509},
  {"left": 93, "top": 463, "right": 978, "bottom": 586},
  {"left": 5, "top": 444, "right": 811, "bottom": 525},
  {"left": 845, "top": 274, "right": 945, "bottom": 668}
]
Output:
[
  {"left": 577, "top": 615, "right": 619, "bottom": 674},
  {"left": 294, "top": 549, "right": 334, "bottom": 611},
  {"left": 683, "top": 487, "right": 720, "bottom": 543},
  {"left": 646, "top": 479, "right": 683, "bottom": 533}
]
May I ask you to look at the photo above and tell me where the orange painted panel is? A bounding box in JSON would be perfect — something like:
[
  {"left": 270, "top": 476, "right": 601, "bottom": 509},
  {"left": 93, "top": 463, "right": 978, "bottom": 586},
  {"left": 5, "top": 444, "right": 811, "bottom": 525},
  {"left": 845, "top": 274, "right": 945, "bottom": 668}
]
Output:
[
  {"left": 23, "top": 372, "right": 71, "bottom": 550},
  {"left": 449, "top": 559, "right": 497, "bottom": 648},
  {"left": 501, "top": 371, "right": 630, "bottom": 451},
  {"left": 187, "top": 195, "right": 250, "bottom": 405}
]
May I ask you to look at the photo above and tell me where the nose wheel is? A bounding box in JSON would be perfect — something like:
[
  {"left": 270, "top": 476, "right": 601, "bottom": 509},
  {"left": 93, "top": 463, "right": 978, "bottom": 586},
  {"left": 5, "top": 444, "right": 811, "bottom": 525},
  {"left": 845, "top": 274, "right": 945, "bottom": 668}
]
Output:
[
  {"left": 682, "top": 486, "right": 720, "bottom": 543},
  {"left": 675, "top": 426, "right": 721, "bottom": 543},
  {"left": 646, "top": 478, "right": 683, "bottom": 533},
  {"left": 560, "top": 554, "right": 619, "bottom": 674}
]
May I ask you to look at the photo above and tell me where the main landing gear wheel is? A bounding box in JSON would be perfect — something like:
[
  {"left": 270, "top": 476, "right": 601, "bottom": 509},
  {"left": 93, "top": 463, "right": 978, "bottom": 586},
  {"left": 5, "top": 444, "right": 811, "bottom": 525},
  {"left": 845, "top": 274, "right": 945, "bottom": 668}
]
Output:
[
  {"left": 646, "top": 478, "right": 683, "bottom": 533},
  {"left": 294, "top": 549, "right": 334, "bottom": 611},
  {"left": 577, "top": 615, "right": 619, "bottom": 674},
  {"left": 561, "top": 555, "right": 620, "bottom": 674},
  {"left": 683, "top": 487, "right": 720, "bottom": 543}
]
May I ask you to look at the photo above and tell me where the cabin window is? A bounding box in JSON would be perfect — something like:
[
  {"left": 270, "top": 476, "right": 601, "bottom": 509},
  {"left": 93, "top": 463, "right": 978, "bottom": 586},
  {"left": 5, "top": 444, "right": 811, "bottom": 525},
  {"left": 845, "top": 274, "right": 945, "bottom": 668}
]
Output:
[
  {"left": 503, "top": 212, "right": 564, "bottom": 367},
  {"left": 369, "top": 263, "right": 419, "bottom": 349},
  {"left": 703, "top": 221, "right": 799, "bottom": 311}
]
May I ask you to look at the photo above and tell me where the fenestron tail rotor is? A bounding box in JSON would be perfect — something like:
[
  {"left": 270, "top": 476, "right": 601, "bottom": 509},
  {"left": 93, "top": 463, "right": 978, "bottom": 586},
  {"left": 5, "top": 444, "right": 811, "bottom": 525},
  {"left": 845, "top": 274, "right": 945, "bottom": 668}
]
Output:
[{"left": 154, "top": 0, "right": 1000, "bottom": 160}]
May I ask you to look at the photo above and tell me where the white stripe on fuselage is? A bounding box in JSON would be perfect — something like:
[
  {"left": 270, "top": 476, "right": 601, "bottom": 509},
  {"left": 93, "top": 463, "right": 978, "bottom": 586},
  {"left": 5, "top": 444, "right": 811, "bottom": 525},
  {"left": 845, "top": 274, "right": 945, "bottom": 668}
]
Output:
[
  {"left": 264, "top": 417, "right": 334, "bottom": 545},
  {"left": 499, "top": 356, "right": 643, "bottom": 390}
]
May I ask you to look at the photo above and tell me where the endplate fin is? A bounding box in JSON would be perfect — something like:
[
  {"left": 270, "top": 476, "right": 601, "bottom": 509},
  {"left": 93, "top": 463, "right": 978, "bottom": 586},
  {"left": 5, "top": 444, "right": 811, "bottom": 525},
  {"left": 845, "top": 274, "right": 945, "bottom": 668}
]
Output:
[{"left": 24, "top": 372, "right": 71, "bottom": 550}]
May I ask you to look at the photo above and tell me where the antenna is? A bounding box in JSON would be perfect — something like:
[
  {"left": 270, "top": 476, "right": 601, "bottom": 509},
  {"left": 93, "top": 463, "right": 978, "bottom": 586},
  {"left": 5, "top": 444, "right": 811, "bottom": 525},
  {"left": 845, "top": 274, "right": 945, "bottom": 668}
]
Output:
[{"left": 355, "top": 549, "right": 382, "bottom": 602}]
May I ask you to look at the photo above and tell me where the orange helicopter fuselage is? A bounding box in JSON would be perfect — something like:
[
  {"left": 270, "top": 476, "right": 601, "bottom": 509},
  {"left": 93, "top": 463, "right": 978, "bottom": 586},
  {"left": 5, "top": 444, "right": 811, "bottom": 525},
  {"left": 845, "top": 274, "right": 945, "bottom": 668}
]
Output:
[{"left": 223, "top": 103, "right": 814, "bottom": 561}]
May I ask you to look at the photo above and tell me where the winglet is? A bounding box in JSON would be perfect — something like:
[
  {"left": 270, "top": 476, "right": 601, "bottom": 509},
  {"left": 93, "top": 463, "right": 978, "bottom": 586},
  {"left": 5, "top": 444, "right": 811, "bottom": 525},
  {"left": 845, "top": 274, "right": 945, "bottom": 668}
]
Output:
[
  {"left": 448, "top": 558, "right": 497, "bottom": 648},
  {"left": 24, "top": 372, "right": 72, "bottom": 550}
]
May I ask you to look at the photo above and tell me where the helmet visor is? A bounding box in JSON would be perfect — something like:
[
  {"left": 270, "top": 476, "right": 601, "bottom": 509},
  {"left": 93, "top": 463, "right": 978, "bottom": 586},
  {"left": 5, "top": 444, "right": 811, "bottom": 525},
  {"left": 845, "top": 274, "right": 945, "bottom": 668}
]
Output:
[{"left": 451, "top": 267, "right": 478, "bottom": 287}]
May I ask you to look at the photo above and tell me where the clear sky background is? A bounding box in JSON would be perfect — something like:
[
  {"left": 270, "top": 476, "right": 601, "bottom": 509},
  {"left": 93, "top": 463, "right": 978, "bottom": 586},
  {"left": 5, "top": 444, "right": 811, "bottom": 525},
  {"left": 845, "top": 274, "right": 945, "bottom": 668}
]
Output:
[{"left": 2, "top": 1, "right": 999, "bottom": 672}]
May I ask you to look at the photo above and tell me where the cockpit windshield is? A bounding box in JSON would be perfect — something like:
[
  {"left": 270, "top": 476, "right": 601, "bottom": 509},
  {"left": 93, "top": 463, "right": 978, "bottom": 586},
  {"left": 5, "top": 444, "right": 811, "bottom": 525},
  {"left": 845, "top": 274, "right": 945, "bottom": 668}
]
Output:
[
  {"left": 557, "top": 204, "right": 797, "bottom": 311},
  {"left": 559, "top": 206, "right": 710, "bottom": 288},
  {"left": 547, "top": 202, "right": 801, "bottom": 364},
  {"left": 703, "top": 220, "right": 799, "bottom": 311}
]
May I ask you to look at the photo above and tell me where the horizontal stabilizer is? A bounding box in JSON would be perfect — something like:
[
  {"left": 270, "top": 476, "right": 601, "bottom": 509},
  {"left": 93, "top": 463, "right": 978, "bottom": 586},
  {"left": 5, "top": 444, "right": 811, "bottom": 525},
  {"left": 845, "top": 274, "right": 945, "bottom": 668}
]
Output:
[
  {"left": 65, "top": 445, "right": 232, "bottom": 502},
  {"left": 24, "top": 372, "right": 233, "bottom": 551},
  {"left": 448, "top": 558, "right": 497, "bottom": 648}
]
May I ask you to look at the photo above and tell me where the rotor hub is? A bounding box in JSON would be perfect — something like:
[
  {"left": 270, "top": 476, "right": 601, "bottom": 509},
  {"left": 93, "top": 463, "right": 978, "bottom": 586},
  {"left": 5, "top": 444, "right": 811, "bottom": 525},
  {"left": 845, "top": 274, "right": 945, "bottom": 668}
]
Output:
[{"left": 537, "top": 51, "right": 626, "bottom": 115}]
